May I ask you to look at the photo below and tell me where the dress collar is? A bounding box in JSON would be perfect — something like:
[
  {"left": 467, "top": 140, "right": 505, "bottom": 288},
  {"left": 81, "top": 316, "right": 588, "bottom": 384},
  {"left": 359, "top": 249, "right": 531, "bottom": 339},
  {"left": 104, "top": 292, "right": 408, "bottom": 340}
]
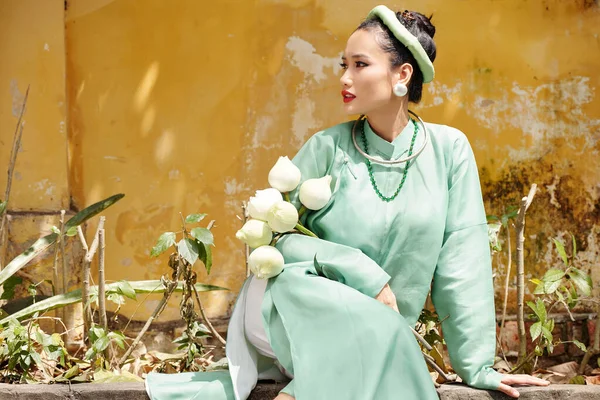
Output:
[{"left": 363, "top": 118, "right": 416, "bottom": 160}]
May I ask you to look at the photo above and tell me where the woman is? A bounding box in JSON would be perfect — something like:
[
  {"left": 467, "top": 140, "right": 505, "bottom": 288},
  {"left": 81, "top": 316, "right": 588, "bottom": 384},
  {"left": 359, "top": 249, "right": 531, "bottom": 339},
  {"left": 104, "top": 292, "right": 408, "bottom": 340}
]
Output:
[{"left": 147, "top": 5, "right": 549, "bottom": 400}]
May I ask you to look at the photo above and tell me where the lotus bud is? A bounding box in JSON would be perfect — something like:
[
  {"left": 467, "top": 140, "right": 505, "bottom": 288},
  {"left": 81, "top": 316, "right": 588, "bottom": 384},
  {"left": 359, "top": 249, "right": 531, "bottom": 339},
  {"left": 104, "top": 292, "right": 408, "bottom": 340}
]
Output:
[
  {"left": 235, "top": 219, "right": 273, "bottom": 249},
  {"left": 248, "top": 245, "right": 285, "bottom": 279},
  {"left": 268, "top": 156, "right": 302, "bottom": 193},
  {"left": 266, "top": 201, "right": 299, "bottom": 233},
  {"left": 299, "top": 175, "right": 332, "bottom": 210},
  {"left": 248, "top": 188, "right": 283, "bottom": 221}
]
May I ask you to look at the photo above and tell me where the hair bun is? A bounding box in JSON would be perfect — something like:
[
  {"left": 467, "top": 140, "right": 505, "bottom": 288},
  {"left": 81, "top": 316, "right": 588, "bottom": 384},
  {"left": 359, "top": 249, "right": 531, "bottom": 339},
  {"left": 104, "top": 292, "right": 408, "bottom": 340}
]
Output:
[
  {"left": 397, "top": 10, "right": 437, "bottom": 62},
  {"left": 399, "top": 10, "right": 436, "bottom": 39}
]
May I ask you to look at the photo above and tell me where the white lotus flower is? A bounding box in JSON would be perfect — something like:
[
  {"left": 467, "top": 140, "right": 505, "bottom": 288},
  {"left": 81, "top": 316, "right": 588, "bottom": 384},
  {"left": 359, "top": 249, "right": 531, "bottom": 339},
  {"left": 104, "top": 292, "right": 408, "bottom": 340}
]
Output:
[
  {"left": 235, "top": 219, "right": 273, "bottom": 249},
  {"left": 248, "top": 188, "right": 283, "bottom": 221},
  {"left": 299, "top": 175, "right": 332, "bottom": 210},
  {"left": 266, "top": 201, "right": 299, "bottom": 233},
  {"left": 268, "top": 156, "right": 302, "bottom": 193},
  {"left": 248, "top": 245, "right": 285, "bottom": 279}
]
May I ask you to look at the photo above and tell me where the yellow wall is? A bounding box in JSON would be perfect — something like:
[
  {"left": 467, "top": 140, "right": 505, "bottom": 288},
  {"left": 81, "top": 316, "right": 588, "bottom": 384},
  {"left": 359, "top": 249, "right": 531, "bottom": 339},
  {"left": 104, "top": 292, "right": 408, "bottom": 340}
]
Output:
[
  {"left": 1, "top": 0, "right": 599, "bottom": 323},
  {"left": 0, "top": 0, "right": 68, "bottom": 212}
]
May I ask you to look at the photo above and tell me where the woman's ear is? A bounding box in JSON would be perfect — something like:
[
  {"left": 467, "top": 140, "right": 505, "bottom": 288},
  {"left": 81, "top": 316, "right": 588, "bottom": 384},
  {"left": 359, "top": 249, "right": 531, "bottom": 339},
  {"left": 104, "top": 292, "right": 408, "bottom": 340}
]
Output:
[{"left": 396, "top": 63, "right": 413, "bottom": 85}]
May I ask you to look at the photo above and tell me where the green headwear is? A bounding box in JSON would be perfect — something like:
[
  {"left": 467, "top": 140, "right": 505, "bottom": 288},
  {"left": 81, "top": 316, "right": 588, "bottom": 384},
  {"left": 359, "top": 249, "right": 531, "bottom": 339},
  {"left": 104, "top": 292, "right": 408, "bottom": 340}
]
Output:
[{"left": 366, "top": 5, "right": 435, "bottom": 83}]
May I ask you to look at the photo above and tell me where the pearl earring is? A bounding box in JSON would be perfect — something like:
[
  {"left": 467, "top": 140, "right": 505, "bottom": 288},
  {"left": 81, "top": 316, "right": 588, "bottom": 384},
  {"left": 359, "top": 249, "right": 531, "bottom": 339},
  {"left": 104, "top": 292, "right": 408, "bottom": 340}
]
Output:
[{"left": 393, "top": 82, "right": 408, "bottom": 97}]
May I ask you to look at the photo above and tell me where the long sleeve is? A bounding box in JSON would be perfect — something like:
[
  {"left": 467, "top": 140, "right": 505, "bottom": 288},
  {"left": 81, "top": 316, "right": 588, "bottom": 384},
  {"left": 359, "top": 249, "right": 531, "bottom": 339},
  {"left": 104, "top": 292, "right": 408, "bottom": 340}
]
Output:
[
  {"left": 275, "top": 234, "right": 390, "bottom": 298},
  {"left": 276, "top": 130, "right": 390, "bottom": 298},
  {"left": 430, "top": 131, "right": 503, "bottom": 390}
]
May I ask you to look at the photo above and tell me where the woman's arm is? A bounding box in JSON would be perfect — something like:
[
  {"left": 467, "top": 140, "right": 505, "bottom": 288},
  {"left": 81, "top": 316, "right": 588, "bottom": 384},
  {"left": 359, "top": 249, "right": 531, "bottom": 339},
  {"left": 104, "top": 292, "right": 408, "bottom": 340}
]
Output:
[
  {"left": 430, "top": 131, "right": 502, "bottom": 390},
  {"left": 275, "top": 234, "right": 390, "bottom": 298}
]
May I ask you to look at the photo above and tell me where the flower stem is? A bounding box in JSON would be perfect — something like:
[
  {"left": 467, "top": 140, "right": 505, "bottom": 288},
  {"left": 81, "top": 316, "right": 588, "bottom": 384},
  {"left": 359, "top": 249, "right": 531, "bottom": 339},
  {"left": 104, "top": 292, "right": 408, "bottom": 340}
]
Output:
[
  {"left": 284, "top": 192, "right": 291, "bottom": 202},
  {"left": 298, "top": 205, "right": 307, "bottom": 218},
  {"left": 295, "top": 223, "right": 317, "bottom": 238}
]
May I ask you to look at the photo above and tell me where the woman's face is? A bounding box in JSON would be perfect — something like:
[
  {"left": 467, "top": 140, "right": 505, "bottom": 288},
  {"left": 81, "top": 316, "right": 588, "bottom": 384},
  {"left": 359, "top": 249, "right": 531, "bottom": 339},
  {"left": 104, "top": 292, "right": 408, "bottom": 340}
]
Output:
[{"left": 340, "top": 28, "right": 398, "bottom": 116}]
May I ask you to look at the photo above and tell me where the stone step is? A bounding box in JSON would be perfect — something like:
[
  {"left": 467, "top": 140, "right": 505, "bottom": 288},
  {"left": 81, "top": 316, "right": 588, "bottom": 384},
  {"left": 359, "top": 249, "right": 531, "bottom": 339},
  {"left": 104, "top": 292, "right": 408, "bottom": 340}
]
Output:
[{"left": 0, "top": 382, "right": 599, "bottom": 399}]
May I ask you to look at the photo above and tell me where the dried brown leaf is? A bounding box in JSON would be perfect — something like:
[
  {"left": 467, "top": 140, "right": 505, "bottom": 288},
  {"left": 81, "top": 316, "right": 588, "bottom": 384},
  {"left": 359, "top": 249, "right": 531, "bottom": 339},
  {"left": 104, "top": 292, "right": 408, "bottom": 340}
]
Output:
[{"left": 585, "top": 375, "right": 600, "bottom": 385}]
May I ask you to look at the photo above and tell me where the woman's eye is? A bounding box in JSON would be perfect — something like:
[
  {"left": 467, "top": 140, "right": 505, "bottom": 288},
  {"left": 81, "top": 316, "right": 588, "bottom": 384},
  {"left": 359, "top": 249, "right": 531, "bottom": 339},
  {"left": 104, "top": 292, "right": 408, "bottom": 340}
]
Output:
[
  {"left": 356, "top": 61, "right": 368, "bottom": 68},
  {"left": 339, "top": 62, "right": 348, "bottom": 70}
]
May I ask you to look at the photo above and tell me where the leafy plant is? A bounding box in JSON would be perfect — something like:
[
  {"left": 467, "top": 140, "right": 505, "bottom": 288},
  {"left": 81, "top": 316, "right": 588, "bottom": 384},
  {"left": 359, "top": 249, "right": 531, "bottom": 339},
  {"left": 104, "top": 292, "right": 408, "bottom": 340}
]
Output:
[
  {"left": 83, "top": 324, "right": 126, "bottom": 363},
  {"left": 118, "top": 212, "right": 226, "bottom": 368},
  {"left": 150, "top": 212, "right": 213, "bottom": 274},
  {"left": 0, "top": 193, "right": 125, "bottom": 288},
  {"left": 0, "top": 280, "right": 226, "bottom": 324},
  {"left": 0, "top": 318, "right": 69, "bottom": 382},
  {"left": 172, "top": 321, "right": 212, "bottom": 371},
  {"left": 511, "top": 234, "right": 593, "bottom": 373}
]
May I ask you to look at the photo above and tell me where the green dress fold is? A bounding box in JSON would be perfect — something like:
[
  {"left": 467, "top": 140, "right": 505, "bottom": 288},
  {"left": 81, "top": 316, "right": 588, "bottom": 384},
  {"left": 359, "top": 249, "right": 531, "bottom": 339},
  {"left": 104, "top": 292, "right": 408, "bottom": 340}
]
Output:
[{"left": 145, "top": 118, "right": 502, "bottom": 400}]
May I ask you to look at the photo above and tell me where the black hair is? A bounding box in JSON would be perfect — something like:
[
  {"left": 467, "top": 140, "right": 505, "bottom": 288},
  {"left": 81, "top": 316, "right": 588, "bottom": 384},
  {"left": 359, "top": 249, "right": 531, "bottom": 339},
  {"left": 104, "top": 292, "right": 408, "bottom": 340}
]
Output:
[{"left": 356, "top": 10, "right": 436, "bottom": 103}]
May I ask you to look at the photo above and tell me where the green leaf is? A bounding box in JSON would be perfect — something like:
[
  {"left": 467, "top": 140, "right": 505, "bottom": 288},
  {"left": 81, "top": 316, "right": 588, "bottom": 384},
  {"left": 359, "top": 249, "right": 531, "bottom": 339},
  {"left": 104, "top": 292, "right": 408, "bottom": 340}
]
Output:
[
  {"left": 313, "top": 255, "right": 345, "bottom": 283},
  {"left": 198, "top": 242, "right": 212, "bottom": 275},
  {"left": 0, "top": 233, "right": 58, "bottom": 287},
  {"left": 553, "top": 239, "right": 569, "bottom": 267},
  {"left": 530, "top": 321, "right": 542, "bottom": 341},
  {"left": 532, "top": 282, "right": 545, "bottom": 295},
  {"left": 84, "top": 347, "right": 95, "bottom": 361},
  {"left": 62, "top": 364, "right": 80, "bottom": 379},
  {"left": 51, "top": 226, "right": 61, "bottom": 234},
  {"left": 568, "top": 267, "right": 593, "bottom": 297},
  {"left": 93, "top": 335, "right": 110, "bottom": 352},
  {"left": 503, "top": 207, "right": 519, "bottom": 223},
  {"left": 177, "top": 238, "right": 199, "bottom": 265},
  {"left": 185, "top": 213, "right": 207, "bottom": 224},
  {"left": 313, "top": 255, "right": 324, "bottom": 276},
  {"left": 487, "top": 222, "right": 502, "bottom": 252},
  {"left": 107, "top": 293, "right": 125, "bottom": 306},
  {"left": 534, "top": 345, "right": 543, "bottom": 356},
  {"left": 114, "top": 280, "right": 136, "bottom": 300},
  {"left": 0, "top": 276, "right": 23, "bottom": 300},
  {"left": 0, "top": 200, "right": 6, "bottom": 216},
  {"left": 570, "top": 375, "right": 586, "bottom": 385},
  {"left": 536, "top": 298, "right": 547, "bottom": 322},
  {"left": 543, "top": 268, "right": 565, "bottom": 282},
  {"left": 571, "top": 234, "right": 577, "bottom": 259},
  {"left": 30, "top": 352, "right": 44, "bottom": 369},
  {"left": 64, "top": 193, "right": 125, "bottom": 230},
  {"left": 27, "top": 284, "right": 37, "bottom": 297},
  {"left": 543, "top": 279, "right": 562, "bottom": 295},
  {"left": 0, "top": 280, "right": 227, "bottom": 324},
  {"left": 66, "top": 226, "right": 78, "bottom": 237},
  {"left": 547, "top": 340, "right": 555, "bottom": 354},
  {"left": 566, "top": 286, "right": 576, "bottom": 308},
  {"left": 572, "top": 339, "right": 587, "bottom": 352},
  {"left": 528, "top": 299, "right": 547, "bottom": 322},
  {"left": 541, "top": 326, "right": 553, "bottom": 343},
  {"left": 150, "top": 232, "right": 176, "bottom": 257},
  {"left": 191, "top": 227, "right": 214, "bottom": 246},
  {"left": 108, "top": 331, "right": 126, "bottom": 349},
  {"left": 89, "top": 325, "right": 105, "bottom": 341},
  {"left": 544, "top": 319, "right": 555, "bottom": 334}
]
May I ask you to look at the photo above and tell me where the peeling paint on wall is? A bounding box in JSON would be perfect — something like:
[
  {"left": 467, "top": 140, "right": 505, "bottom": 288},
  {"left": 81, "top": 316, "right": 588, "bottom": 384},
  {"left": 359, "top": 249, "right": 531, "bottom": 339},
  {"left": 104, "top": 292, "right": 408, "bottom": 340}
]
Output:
[{"left": 285, "top": 36, "right": 340, "bottom": 84}]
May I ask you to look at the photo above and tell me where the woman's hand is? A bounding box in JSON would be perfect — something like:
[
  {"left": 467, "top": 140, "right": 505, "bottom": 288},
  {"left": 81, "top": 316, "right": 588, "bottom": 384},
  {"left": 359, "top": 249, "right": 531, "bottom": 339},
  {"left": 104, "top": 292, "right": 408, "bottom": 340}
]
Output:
[
  {"left": 497, "top": 374, "right": 550, "bottom": 398},
  {"left": 375, "top": 284, "right": 399, "bottom": 313}
]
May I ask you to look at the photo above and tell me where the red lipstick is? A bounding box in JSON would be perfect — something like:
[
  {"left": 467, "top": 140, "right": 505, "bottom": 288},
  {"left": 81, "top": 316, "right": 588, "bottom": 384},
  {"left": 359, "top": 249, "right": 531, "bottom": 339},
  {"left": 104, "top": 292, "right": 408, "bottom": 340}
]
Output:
[{"left": 342, "top": 90, "right": 356, "bottom": 103}]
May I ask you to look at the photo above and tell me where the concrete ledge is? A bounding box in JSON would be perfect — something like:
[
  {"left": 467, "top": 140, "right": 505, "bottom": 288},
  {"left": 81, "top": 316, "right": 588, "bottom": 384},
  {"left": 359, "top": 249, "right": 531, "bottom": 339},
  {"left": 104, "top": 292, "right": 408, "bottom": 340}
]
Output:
[{"left": 0, "top": 382, "right": 599, "bottom": 399}]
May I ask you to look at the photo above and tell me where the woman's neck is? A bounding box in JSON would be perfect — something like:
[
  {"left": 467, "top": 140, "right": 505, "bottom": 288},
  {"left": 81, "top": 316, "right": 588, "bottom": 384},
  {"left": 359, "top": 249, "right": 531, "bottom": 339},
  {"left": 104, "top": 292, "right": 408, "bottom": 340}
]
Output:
[{"left": 366, "top": 103, "right": 410, "bottom": 143}]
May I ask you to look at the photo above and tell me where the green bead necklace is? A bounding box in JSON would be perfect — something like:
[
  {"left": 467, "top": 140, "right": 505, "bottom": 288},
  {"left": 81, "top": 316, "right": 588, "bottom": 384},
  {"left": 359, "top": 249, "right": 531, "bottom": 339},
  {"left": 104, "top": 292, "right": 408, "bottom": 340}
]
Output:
[{"left": 360, "top": 119, "right": 419, "bottom": 202}]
